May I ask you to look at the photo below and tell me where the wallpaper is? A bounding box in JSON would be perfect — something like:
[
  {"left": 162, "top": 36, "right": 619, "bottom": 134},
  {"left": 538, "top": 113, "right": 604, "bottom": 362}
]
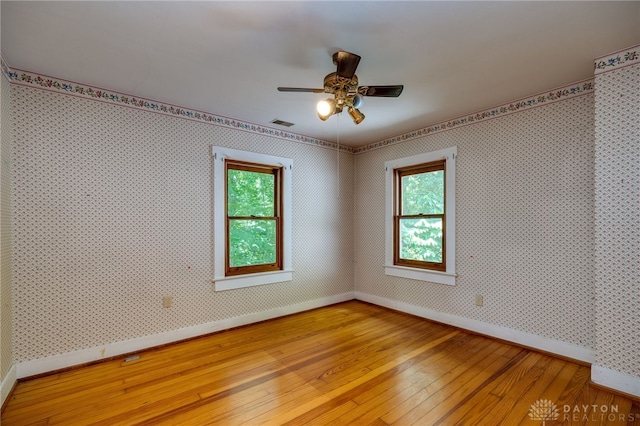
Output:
[
  {"left": 354, "top": 93, "right": 596, "bottom": 349},
  {"left": 5, "top": 65, "right": 350, "bottom": 154},
  {"left": 1, "top": 65, "right": 12, "bottom": 380},
  {"left": 11, "top": 85, "right": 354, "bottom": 362},
  {"left": 594, "top": 61, "right": 640, "bottom": 377}
]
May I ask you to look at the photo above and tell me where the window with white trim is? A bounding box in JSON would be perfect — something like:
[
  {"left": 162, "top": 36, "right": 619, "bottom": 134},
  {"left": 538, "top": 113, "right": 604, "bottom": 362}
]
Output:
[
  {"left": 385, "top": 147, "right": 457, "bottom": 285},
  {"left": 212, "top": 147, "right": 292, "bottom": 291}
]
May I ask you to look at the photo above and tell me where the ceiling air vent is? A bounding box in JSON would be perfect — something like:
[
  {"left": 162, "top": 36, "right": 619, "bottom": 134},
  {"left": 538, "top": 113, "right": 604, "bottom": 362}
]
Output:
[{"left": 271, "top": 119, "right": 294, "bottom": 127}]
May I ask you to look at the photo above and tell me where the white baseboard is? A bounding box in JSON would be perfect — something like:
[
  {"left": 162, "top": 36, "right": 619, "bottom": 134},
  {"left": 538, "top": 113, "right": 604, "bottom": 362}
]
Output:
[
  {"left": 355, "top": 291, "right": 595, "bottom": 364},
  {"left": 9, "top": 292, "right": 640, "bottom": 400},
  {"left": 16, "top": 292, "right": 354, "bottom": 379},
  {"left": 1, "top": 363, "right": 17, "bottom": 407},
  {"left": 592, "top": 364, "right": 640, "bottom": 398}
]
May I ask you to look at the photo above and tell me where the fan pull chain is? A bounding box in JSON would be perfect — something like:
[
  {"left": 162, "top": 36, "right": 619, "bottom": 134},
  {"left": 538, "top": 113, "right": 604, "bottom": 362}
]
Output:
[{"left": 336, "top": 112, "right": 340, "bottom": 200}]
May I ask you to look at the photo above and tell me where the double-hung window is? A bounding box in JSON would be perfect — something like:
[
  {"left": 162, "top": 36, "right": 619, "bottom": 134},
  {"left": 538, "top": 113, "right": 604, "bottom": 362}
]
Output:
[
  {"left": 385, "top": 147, "right": 457, "bottom": 285},
  {"left": 394, "top": 160, "right": 446, "bottom": 271},
  {"left": 213, "top": 147, "right": 292, "bottom": 291},
  {"left": 226, "top": 160, "right": 282, "bottom": 276}
]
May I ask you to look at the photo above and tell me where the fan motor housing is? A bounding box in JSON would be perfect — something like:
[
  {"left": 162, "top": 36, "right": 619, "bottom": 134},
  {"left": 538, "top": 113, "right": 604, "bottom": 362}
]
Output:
[{"left": 323, "top": 72, "right": 359, "bottom": 107}]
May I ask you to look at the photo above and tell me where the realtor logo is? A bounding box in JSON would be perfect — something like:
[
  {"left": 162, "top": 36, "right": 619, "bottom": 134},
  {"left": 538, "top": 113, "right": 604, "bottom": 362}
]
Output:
[{"left": 529, "top": 399, "right": 559, "bottom": 425}]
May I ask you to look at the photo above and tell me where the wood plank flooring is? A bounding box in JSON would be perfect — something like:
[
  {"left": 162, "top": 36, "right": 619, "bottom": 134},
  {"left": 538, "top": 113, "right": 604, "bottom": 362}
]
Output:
[{"left": 2, "top": 301, "right": 639, "bottom": 425}]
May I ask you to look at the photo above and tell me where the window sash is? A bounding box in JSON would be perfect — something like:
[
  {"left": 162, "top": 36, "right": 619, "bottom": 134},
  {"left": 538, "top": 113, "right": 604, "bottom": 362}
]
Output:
[
  {"left": 225, "top": 160, "right": 283, "bottom": 276},
  {"left": 394, "top": 160, "right": 446, "bottom": 272}
]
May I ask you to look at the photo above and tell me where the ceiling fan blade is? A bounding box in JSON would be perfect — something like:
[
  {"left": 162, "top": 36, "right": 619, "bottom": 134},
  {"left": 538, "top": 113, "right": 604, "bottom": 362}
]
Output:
[
  {"left": 277, "top": 87, "right": 325, "bottom": 93},
  {"left": 359, "top": 85, "right": 404, "bottom": 97},
  {"left": 333, "top": 51, "right": 361, "bottom": 79}
]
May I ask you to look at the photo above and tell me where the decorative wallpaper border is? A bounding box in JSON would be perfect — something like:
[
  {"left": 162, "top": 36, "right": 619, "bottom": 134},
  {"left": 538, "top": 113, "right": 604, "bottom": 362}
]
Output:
[
  {"left": 0, "top": 58, "right": 352, "bottom": 153},
  {"left": 594, "top": 45, "right": 640, "bottom": 75},
  {"left": 2, "top": 57, "right": 597, "bottom": 155},
  {"left": 354, "top": 79, "right": 595, "bottom": 154}
]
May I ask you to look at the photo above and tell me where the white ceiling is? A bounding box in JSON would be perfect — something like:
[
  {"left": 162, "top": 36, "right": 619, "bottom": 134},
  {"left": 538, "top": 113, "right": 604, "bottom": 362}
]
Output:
[{"left": 2, "top": 1, "right": 639, "bottom": 147}]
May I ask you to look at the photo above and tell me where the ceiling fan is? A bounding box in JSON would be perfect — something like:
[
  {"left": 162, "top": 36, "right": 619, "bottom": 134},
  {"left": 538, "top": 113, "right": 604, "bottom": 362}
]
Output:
[{"left": 277, "top": 51, "right": 403, "bottom": 124}]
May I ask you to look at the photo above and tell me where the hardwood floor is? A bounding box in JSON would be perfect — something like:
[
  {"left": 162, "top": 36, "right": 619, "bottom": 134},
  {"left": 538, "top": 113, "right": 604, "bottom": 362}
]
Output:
[{"left": 2, "top": 301, "right": 639, "bottom": 425}]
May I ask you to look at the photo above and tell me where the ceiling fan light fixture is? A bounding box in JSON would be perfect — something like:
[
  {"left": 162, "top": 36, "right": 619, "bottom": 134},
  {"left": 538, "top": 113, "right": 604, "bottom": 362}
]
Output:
[
  {"left": 348, "top": 106, "right": 365, "bottom": 125},
  {"left": 278, "top": 51, "right": 402, "bottom": 124},
  {"left": 352, "top": 94, "right": 364, "bottom": 109},
  {"left": 317, "top": 98, "right": 336, "bottom": 121}
]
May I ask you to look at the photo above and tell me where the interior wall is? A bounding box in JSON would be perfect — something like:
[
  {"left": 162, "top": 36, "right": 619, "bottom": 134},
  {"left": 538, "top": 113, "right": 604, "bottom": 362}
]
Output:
[
  {"left": 594, "top": 59, "right": 640, "bottom": 380},
  {"left": 354, "top": 91, "right": 596, "bottom": 350},
  {"left": 0, "top": 65, "right": 13, "bottom": 385},
  {"left": 10, "top": 84, "right": 354, "bottom": 364}
]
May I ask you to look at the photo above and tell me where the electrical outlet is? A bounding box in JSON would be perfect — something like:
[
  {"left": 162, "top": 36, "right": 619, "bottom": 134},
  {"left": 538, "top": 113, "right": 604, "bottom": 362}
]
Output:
[
  {"left": 475, "top": 294, "right": 484, "bottom": 307},
  {"left": 163, "top": 296, "right": 173, "bottom": 308}
]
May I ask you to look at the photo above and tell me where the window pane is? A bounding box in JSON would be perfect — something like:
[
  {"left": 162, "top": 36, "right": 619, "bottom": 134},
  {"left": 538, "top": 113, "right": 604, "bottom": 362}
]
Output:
[
  {"left": 229, "top": 219, "right": 276, "bottom": 267},
  {"left": 401, "top": 170, "right": 444, "bottom": 215},
  {"left": 227, "top": 169, "right": 275, "bottom": 217},
  {"left": 399, "top": 217, "right": 443, "bottom": 263}
]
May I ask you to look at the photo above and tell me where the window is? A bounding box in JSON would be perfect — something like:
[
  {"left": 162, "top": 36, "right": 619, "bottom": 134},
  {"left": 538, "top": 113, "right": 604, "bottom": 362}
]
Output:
[
  {"left": 394, "top": 160, "right": 446, "bottom": 271},
  {"left": 213, "top": 147, "right": 292, "bottom": 291},
  {"left": 385, "top": 147, "right": 457, "bottom": 285},
  {"left": 226, "top": 161, "right": 282, "bottom": 276}
]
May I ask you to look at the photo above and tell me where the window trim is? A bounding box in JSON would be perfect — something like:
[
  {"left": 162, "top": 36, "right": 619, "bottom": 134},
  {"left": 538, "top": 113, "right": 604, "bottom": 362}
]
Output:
[
  {"left": 212, "top": 147, "right": 292, "bottom": 291},
  {"left": 385, "top": 147, "right": 457, "bottom": 286}
]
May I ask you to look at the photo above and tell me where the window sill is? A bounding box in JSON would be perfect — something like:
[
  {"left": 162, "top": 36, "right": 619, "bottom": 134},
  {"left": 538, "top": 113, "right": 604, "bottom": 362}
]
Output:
[
  {"left": 384, "top": 265, "right": 456, "bottom": 286},
  {"left": 213, "top": 270, "right": 293, "bottom": 291}
]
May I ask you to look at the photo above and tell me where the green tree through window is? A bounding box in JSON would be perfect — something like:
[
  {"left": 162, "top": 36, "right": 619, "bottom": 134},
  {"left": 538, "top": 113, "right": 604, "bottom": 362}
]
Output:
[{"left": 226, "top": 161, "right": 282, "bottom": 275}]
